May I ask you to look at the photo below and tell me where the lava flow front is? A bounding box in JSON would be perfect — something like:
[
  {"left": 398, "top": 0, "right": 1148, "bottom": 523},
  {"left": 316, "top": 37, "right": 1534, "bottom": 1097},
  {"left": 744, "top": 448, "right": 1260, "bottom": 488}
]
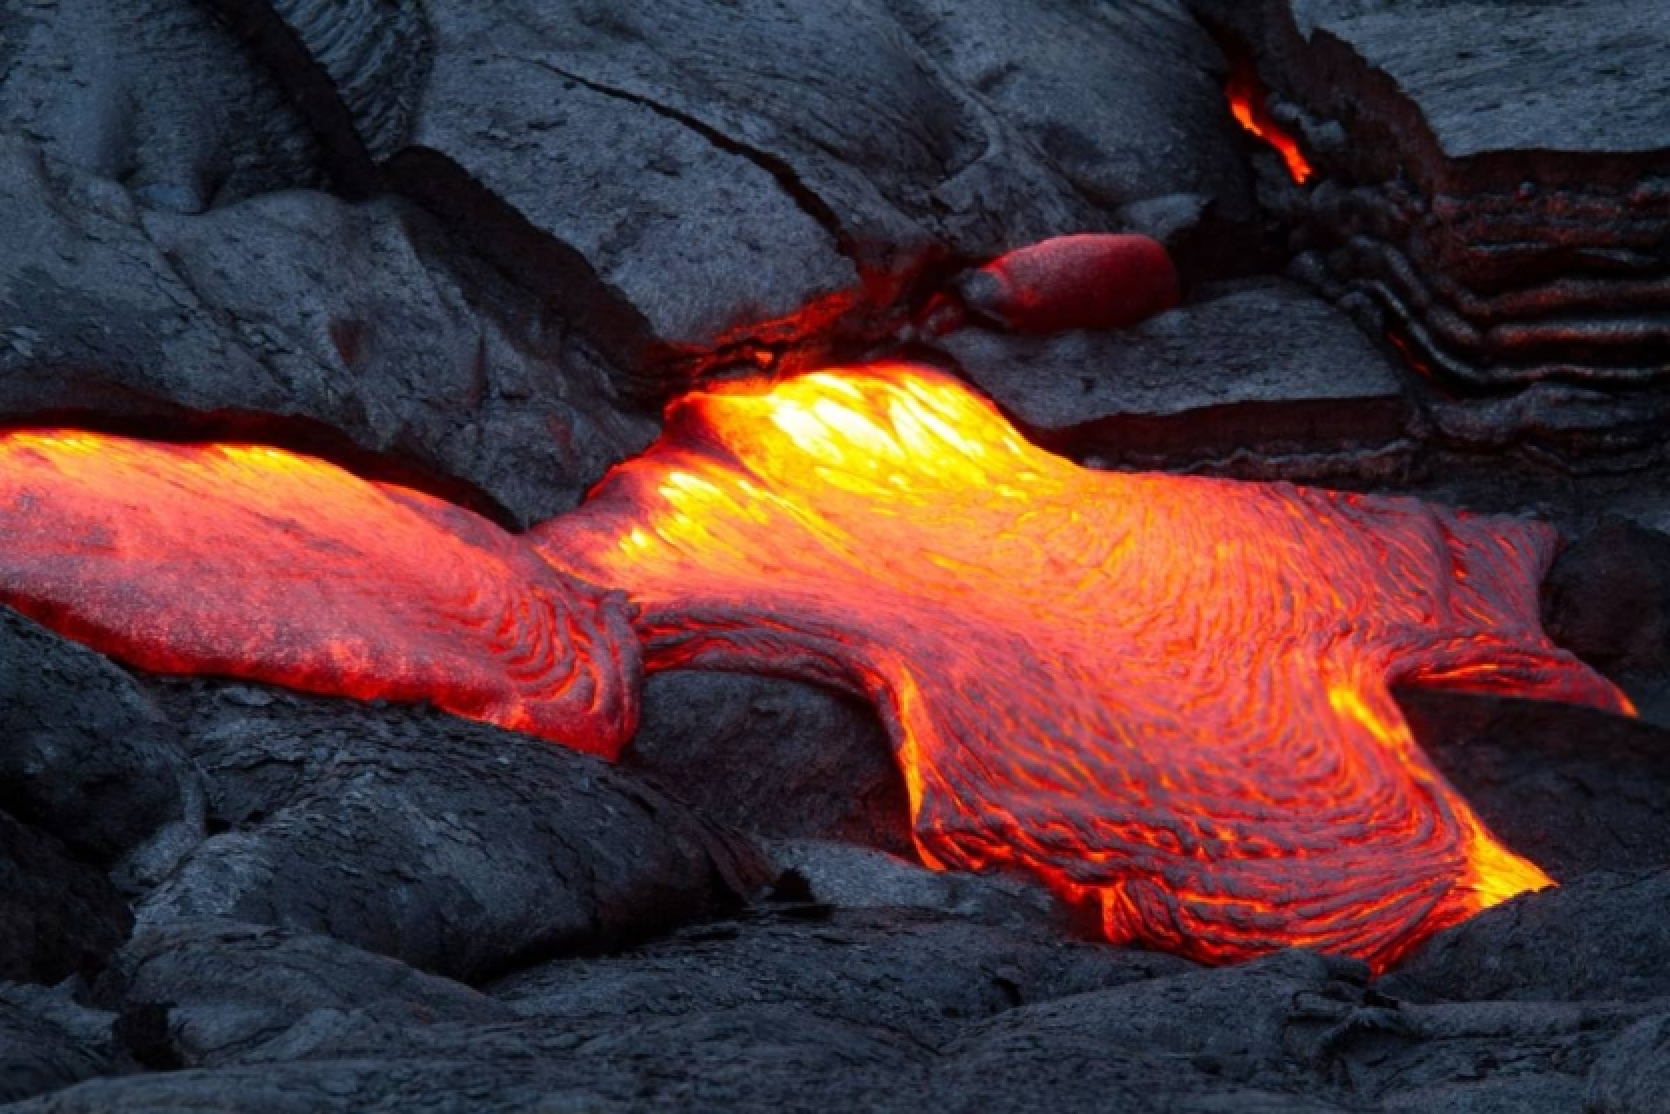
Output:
[
  {"left": 0, "top": 433, "right": 638, "bottom": 755},
  {"left": 0, "top": 368, "right": 1633, "bottom": 969},
  {"left": 536, "top": 364, "right": 1628, "bottom": 969}
]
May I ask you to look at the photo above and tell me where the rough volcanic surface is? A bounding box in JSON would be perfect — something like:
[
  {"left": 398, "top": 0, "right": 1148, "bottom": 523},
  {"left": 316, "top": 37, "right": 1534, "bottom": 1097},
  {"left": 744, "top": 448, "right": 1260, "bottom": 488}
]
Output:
[
  {"left": 0, "top": 139, "right": 655, "bottom": 527},
  {"left": 134, "top": 683, "right": 769, "bottom": 982},
  {"left": 5, "top": 0, "right": 1670, "bottom": 1108},
  {"left": 0, "top": 0, "right": 321, "bottom": 213},
  {"left": 937, "top": 276, "right": 1413, "bottom": 477},
  {"left": 624, "top": 670, "right": 913, "bottom": 854},
  {"left": 1186, "top": 0, "right": 1670, "bottom": 466},
  {"left": 220, "top": 0, "right": 1250, "bottom": 381}
]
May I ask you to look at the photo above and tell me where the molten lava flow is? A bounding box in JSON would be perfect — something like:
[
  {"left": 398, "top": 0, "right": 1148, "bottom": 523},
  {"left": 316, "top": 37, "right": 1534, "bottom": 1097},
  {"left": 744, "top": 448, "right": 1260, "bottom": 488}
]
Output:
[
  {"left": 534, "top": 364, "right": 1629, "bottom": 969},
  {"left": 1226, "top": 59, "right": 1313, "bottom": 185},
  {"left": 0, "top": 433, "right": 638, "bottom": 756}
]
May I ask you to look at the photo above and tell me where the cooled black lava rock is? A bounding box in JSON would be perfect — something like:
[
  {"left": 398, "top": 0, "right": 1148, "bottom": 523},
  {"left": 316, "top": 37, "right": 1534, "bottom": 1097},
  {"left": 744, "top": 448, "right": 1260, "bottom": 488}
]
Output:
[
  {"left": 138, "top": 684, "right": 770, "bottom": 983},
  {"left": 1384, "top": 869, "right": 1670, "bottom": 1004},
  {"left": 218, "top": 0, "right": 1250, "bottom": 385},
  {"left": 0, "top": 607, "right": 203, "bottom": 890},
  {"left": 1545, "top": 518, "right": 1670, "bottom": 721},
  {"left": 937, "top": 950, "right": 1363, "bottom": 1112},
  {"left": 1398, "top": 689, "right": 1670, "bottom": 879},
  {"left": 0, "top": 810, "right": 130, "bottom": 986},
  {"left": 99, "top": 919, "right": 512, "bottom": 1069},
  {"left": 0, "top": 995, "right": 109, "bottom": 1105},
  {"left": 1185, "top": 0, "right": 1670, "bottom": 410},
  {"left": 1588, "top": 1013, "right": 1670, "bottom": 1114},
  {"left": 884, "top": 0, "right": 1252, "bottom": 221},
  {"left": 763, "top": 839, "right": 1060, "bottom": 926},
  {"left": 625, "top": 671, "right": 912, "bottom": 855},
  {"left": 0, "top": 138, "right": 653, "bottom": 527},
  {"left": 0, "top": 0, "right": 320, "bottom": 213},
  {"left": 937, "top": 277, "right": 1414, "bottom": 481},
  {"left": 493, "top": 905, "right": 1190, "bottom": 1051}
]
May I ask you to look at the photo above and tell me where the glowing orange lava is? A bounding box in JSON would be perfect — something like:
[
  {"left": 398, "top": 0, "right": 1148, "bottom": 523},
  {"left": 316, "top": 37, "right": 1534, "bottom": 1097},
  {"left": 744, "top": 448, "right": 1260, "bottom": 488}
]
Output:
[
  {"left": 0, "top": 433, "right": 637, "bottom": 756},
  {"left": 534, "top": 364, "right": 1628, "bottom": 969},
  {"left": 1226, "top": 61, "right": 1313, "bottom": 185},
  {"left": 0, "top": 369, "right": 1632, "bottom": 968}
]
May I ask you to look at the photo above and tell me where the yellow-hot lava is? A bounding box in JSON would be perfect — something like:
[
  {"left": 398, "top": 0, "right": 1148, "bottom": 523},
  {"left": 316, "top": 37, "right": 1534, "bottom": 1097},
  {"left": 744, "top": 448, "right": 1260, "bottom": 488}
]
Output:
[
  {"left": 0, "top": 365, "right": 1632, "bottom": 969},
  {"left": 535, "top": 364, "right": 1627, "bottom": 969}
]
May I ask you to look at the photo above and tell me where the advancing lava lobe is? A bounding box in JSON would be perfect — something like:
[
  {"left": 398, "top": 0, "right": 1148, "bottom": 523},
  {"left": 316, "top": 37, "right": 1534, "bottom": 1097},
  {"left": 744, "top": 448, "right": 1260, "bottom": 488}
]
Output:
[
  {"left": 534, "top": 364, "right": 1630, "bottom": 969},
  {"left": 958, "top": 234, "right": 1182, "bottom": 335},
  {"left": 0, "top": 433, "right": 638, "bottom": 756}
]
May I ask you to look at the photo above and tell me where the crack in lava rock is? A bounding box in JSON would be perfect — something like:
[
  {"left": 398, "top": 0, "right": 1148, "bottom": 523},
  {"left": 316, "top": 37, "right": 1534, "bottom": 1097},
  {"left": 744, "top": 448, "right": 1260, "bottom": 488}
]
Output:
[{"left": 532, "top": 364, "right": 1631, "bottom": 969}]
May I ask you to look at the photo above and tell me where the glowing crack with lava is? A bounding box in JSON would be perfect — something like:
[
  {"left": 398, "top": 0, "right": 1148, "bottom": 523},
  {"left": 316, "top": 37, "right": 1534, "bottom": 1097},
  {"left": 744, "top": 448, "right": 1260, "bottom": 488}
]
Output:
[{"left": 0, "top": 365, "right": 1631, "bottom": 968}]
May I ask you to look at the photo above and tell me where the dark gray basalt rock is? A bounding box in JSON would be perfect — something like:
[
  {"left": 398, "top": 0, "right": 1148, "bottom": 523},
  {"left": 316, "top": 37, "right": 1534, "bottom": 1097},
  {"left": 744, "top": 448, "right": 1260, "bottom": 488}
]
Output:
[
  {"left": 764, "top": 839, "right": 1060, "bottom": 926},
  {"left": 0, "top": 810, "right": 131, "bottom": 986},
  {"left": 936, "top": 277, "right": 1414, "bottom": 480},
  {"left": 0, "top": 138, "right": 653, "bottom": 526},
  {"left": 138, "top": 683, "right": 770, "bottom": 983},
  {"left": 1185, "top": 1, "right": 1670, "bottom": 428},
  {"left": 0, "top": 0, "right": 320, "bottom": 213},
  {"left": 1383, "top": 869, "right": 1670, "bottom": 1004},
  {"left": 221, "top": 0, "right": 1249, "bottom": 386},
  {"left": 0, "top": 607, "right": 203, "bottom": 891},
  {"left": 885, "top": 0, "right": 1253, "bottom": 223},
  {"left": 937, "top": 950, "right": 1362, "bottom": 1112},
  {"left": 0, "top": 994, "right": 109, "bottom": 1104},
  {"left": 491, "top": 905, "right": 1188, "bottom": 1050},
  {"left": 1545, "top": 518, "right": 1670, "bottom": 723},
  {"left": 1397, "top": 689, "right": 1670, "bottom": 878},
  {"left": 100, "top": 918, "right": 511, "bottom": 1069},
  {"left": 624, "top": 671, "right": 913, "bottom": 855},
  {"left": 1588, "top": 1013, "right": 1670, "bottom": 1114}
]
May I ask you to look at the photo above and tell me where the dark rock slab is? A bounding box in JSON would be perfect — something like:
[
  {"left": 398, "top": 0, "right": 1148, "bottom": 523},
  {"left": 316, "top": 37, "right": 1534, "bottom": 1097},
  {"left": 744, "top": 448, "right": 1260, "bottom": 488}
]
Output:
[
  {"left": 0, "top": 995, "right": 109, "bottom": 1105},
  {"left": 1587, "top": 1013, "right": 1670, "bottom": 1114},
  {"left": 938, "top": 277, "right": 1412, "bottom": 475},
  {"left": 0, "top": 810, "right": 130, "bottom": 986},
  {"left": 1398, "top": 689, "right": 1670, "bottom": 879},
  {"left": 0, "top": 606, "right": 202, "bottom": 891},
  {"left": 491, "top": 906, "right": 1188, "bottom": 1051},
  {"left": 0, "top": 138, "right": 653, "bottom": 527},
  {"left": 887, "top": 0, "right": 1252, "bottom": 219},
  {"left": 1383, "top": 870, "right": 1670, "bottom": 1004},
  {"left": 935, "top": 950, "right": 1361, "bottom": 1112},
  {"left": 624, "top": 671, "right": 912, "bottom": 854},
  {"left": 0, "top": 0, "right": 320, "bottom": 213},
  {"left": 137, "top": 685, "right": 770, "bottom": 982},
  {"left": 1545, "top": 518, "right": 1670, "bottom": 723},
  {"left": 764, "top": 839, "right": 1059, "bottom": 926},
  {"left": 222, "top": 0, "right": 1254, "bottom": 384},
  {"left": 1257, "top": 0, "right": 1670, "bottom": 161},
  {"left": 100, "top": 918, "right": 511, "bottom": 1069},
  {"left": 5, "top": 1007, "right": 925, "bottom": 1114}
]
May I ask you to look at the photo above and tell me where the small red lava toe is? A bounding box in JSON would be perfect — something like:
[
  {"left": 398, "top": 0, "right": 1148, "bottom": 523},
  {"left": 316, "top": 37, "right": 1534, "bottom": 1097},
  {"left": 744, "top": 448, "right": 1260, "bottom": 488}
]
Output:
[{"left": 960, "top": 233, "right": 1182, "bottom": 334}]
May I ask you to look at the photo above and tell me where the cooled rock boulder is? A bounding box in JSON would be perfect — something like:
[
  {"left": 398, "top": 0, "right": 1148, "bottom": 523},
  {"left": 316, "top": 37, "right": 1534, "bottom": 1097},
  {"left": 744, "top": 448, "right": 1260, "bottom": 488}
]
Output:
[
  {"left": 0, "top": 0, "right": 320, "bottom": 212},
  {"left": 214, "top": 0, "right": 1251, "bottom": 382},
  {"left": 137, "top": 688, "right": 769, "bottom": 982},
  {"left": 625, "top": 671, "right": 912, "bottom": 854},
  {"left": 0, "top": 606, "right": 202, "bottom": 889},
  {"left": 99, "top": 919, "right": 512, "bottom": 1069},
  {"left": 0, "top": 138, "right": 653, "bottom": 528}
]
